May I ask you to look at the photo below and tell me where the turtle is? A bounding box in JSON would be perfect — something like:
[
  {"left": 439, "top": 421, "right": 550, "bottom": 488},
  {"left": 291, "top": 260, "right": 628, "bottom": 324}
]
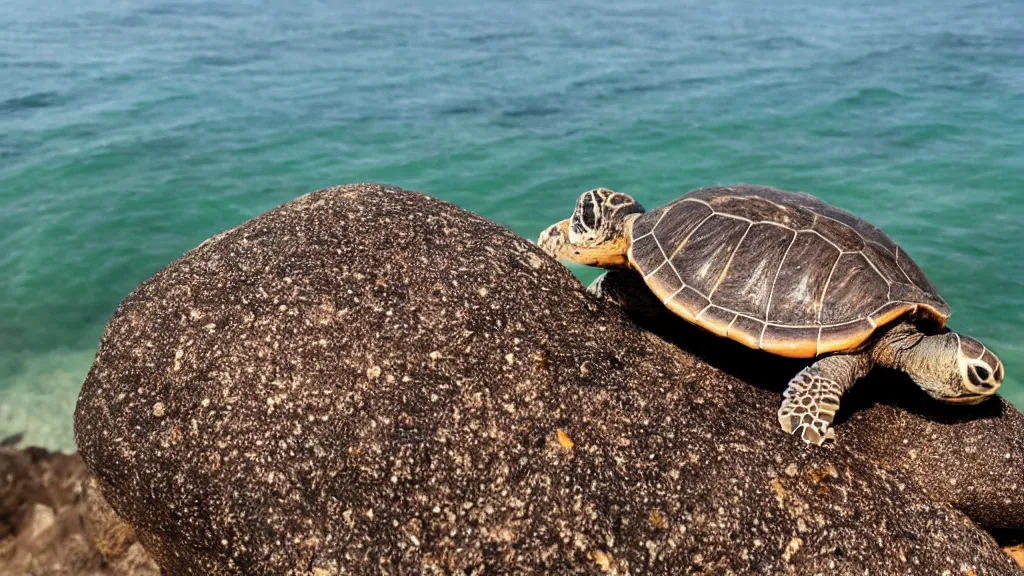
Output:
[{"left": 538, "top": 184, "right": 1005, "bottom": 445}]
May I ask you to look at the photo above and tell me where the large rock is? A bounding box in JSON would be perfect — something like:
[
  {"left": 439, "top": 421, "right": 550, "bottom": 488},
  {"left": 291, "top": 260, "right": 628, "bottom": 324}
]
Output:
[{"left": 75, "top": 184, "right": 1023, "bottom": 575}]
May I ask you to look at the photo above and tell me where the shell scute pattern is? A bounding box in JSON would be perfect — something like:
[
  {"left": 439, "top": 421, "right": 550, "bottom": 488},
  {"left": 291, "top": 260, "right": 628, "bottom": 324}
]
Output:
[
  {"left": 671, "top": 216, "right": 749, "bottom": 296},
  {"left": 627, "top": 185, "right": 949, "bottom": 357}
]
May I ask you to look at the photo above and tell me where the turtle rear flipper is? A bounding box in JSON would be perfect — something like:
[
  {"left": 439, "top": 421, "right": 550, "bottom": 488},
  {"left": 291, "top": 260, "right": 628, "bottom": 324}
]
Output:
[{"left": 779, "top": 354, "right": 873, "bottom": 445}]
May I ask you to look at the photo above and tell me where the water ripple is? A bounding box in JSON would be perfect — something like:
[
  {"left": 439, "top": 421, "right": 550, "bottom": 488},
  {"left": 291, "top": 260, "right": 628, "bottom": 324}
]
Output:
[{"left": 0, "top": 91, "right": 64, "bottom": 113}]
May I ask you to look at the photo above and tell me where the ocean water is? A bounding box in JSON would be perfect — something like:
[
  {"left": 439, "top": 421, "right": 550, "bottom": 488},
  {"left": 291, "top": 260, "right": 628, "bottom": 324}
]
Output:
[{"left": 2, "top": 0, "right": 1023, "bottom": 450}]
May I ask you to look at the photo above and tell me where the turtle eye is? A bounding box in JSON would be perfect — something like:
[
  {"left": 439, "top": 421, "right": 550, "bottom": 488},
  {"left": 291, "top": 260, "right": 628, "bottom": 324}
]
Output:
[
  {"left": 975, "top": 365, "right": 991, "bottom": 381},
  {"left": 968, "top": 364, "right": 996, "bottom": 389},
  {"left": 580, "top": 199, "right": 597, "bottom": 229}
]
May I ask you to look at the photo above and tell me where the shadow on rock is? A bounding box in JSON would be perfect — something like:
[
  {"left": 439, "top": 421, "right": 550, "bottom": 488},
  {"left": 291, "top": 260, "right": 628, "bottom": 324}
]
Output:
[{"left": 594, "top": 269, "right": 1024, "bottom": 533}]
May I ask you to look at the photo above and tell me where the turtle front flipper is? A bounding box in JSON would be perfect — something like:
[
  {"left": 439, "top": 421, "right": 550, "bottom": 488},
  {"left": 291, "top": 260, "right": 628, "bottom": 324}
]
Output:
[{"left": 778, "top": 354, "right": 873, "bottom": 445}]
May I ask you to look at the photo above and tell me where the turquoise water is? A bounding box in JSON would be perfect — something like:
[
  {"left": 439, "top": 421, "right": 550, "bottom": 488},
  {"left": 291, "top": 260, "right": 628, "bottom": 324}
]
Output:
[{"left": 2, "top": 0, "right": 1023, "bottom": 450}]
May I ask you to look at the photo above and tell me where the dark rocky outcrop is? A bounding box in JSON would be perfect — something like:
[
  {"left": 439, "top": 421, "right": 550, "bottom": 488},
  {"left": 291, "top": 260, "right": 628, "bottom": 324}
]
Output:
[
  {"left": 74, "top": 184, "right": 1023, "bottom": 574},
  {"left": 592, "top": 270, "right": 1024, "bottom": 533},
  {"left": 0, "top": 444, "right": 158, "bottom": 576}
]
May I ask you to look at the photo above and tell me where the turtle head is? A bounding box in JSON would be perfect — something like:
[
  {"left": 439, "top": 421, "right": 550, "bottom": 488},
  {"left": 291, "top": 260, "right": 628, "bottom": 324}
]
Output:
[
  {"left": 947, "top": 333, "right": 1004, "bottom": 403},
  {"left": 876, "top": 326, "right": 1003, "bottom": 405},
  {"left": 538, "top": 188, "right": 645, "bottom": 269}
]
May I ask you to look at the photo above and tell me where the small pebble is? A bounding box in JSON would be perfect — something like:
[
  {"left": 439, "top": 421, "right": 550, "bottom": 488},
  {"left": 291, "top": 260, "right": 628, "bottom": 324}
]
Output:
[{"left": 556, "top": 428, "right": 574, "bottom": 450}]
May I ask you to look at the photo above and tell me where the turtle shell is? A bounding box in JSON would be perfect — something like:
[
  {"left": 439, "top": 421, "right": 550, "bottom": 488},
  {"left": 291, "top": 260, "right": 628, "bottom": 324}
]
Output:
[{"left": 627, "top": 185, "right": 950, "bottom": 358}]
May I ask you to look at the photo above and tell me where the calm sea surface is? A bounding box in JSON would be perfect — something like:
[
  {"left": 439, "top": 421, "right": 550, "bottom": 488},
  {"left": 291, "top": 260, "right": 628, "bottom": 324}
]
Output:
[{"left": 2, "top": 0, "right": 1023, "bottom": 449}]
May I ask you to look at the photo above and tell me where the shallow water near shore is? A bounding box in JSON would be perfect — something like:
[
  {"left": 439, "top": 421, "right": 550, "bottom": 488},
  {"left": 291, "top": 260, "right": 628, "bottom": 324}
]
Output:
[{"left": 2, "top": 0, "right": 1023, "bottom": 450}]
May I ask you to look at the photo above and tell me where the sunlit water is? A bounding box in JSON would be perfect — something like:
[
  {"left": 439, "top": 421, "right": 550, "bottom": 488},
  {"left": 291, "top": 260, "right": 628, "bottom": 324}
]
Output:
[{"left": 2, "top": 0, "right": 1022, "bottom": 449}]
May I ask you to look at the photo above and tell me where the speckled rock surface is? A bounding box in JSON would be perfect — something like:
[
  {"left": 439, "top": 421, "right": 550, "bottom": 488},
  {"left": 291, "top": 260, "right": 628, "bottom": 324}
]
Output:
[
  {"left": 75, "top": 184, "right": 1022, "bottom": 575},
  {"left": 592, "top": 269, "right": 1024, "bottom": 533}
]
